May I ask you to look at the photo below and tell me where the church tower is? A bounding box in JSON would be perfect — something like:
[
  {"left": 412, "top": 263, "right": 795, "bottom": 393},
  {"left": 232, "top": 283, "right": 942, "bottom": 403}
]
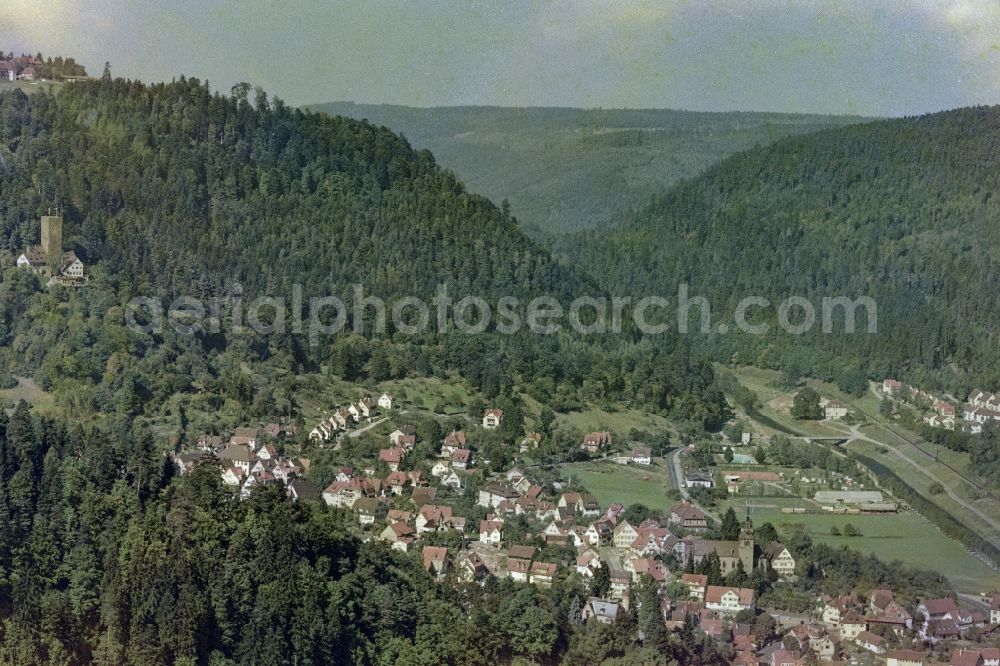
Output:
[
  {"left": 738, "top": 509, "right": 755, "bottom": 572},
  {"left": 41, "top": 215, "right": 63, "bottom": 258}
]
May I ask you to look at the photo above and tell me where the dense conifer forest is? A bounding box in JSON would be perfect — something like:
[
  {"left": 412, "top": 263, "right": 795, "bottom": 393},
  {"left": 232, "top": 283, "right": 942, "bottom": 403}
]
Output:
[
  {"left": 559, "top": 107, "right": 1000, "bottom": 394},
  {"left": 0, "top": 77, "right": 729, "bottom": 425}
]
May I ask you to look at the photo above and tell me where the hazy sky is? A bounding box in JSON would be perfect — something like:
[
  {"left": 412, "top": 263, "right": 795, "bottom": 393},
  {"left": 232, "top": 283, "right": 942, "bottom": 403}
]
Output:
[{"left": 4, "top": 0, "right": 1000, "bottom": 116}]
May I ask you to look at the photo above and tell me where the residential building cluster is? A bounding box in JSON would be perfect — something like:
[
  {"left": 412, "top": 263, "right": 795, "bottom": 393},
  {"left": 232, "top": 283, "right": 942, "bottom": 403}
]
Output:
[
  {"left": 174, "top": 424, "right": 314, "bottom": 500},
  {"left": 308, "top": 392, "right": 393, "bottom": 442},
  {"left": 0, "top": 53, "right": 42, "bottom": 82}
]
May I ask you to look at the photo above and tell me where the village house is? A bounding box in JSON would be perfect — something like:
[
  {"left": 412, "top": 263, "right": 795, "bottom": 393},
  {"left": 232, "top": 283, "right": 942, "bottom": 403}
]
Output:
[
  {"left": 220, "top": 466, "right": 243, "bottom": 486},
  {"left": 482, "top": 408, "right": 504, "bottom": 429},
  {"left": 529, "top": 561, "right": 557, "bottom": 588},
  {"left": 681, "top": 573, "right": 708, "bottom": 601},
  {"left": 479, "top": 519, "right": 504, "bottom": 545},
  {"left": 855, "top": 630, "right": 887, "bottom": 654},
  {"left": 839, "top": 611, "right": 867, "bottom": 641},
  {"left": 769, "top": 650, "right": 803, "bottom": 666},
  {"left": 685, "top": 470, "right": 714, "bottom": 488},
  {"left": 174, "top": 451, "right": 210, "bottom": 475},
  {"left": 821, "top": 594, "right": 860, "bottom": 627},
  {"left": 935, "top": 399, "right": 957, "bottom": 417},
  {"left": 353, "top": 497, "right": 386, "bottom": 526},
  {"left": 705, "top": 586, "right": 755, "bottom": 614},
  {"left": 584, "top": 520, "right": 613, "bottom": 546},
  {"left": 333, "top": 409, "right": 352, "bottom": 429},
  {"left": 582, "top": 598, "right": 620, "bottom": 624},
  {"left": 612, "top": 521, "right": 639, "bottom": 549},
  {"left": 559, "top": 492, "right": 583, "bottom": 512},
  {"left": 609, "top": 571, "right": 630, "bottom": 600},
  {"left": 506, "top": 558, "right": 531, "bottom": 583},
  {"left": 309, "top": 422, "right": 333, "bottom": 442},
  {"left": 925, "top": 413, "right": 956, "bottom": 430},
  {"left": 883, "top": 379, "right": 903, "bottom": 396},
  {"left": 478, "top": 481, "right": 520, "bottom": 508},
  {"left": 422, "top": 546, "right": 449, "bottom": 578},
  {"left": 581, "top": 431, "right": 612, "bottom": 454},
  {"left": 409, "top": 486, "right": 437, "bottom": 509},
  {"left": 886, "top": 650, "right": 926, "bottom": 666},
  {"left": 992, "top": 594, "right": 1000, "bottom": 624},
  {"left": 322, "top": 480, "right": 363, "bottom": 508},
  {"left": 284, "top": 478, "right": 317, "bottom": 502},
  {"left": 629, "top": 447, "right": 652, "bottom": 465},
  {"left": 519, "top": 432, "right": 542, "bottom": 453},
  {"left": 456, "top": 552, "right": 490, "bottom": 583},
  {"left": 377, "top": 392, "right": 395, "bottom": 410},
  {"left": 416, "top": 504, "right": 454, "bottom": 533},
  {"left": 441, "top": 431, "right": 468, "bottom": 457},
  {"left": 196, "top": 434, "right": 223, "bottom": 450},
  {"left": 451, "top": 448, "right": 472, "bottom": 470},
  {"left": 963, "top": 407, "right": 1000, "bottom": 429},
  {"left": 229, "top": 427, "right": 259, "bottom": 448},
  {"left": 378, "top": 447, "right": 405, "bottom": 472},
  {"left": 218, "top": 443, "right": 256, "bottom": 475},
  {"left": 380, "top": 521, "right": 417, "bottom": 552},
  {"left": 762, "top": 542, "right": 796, "bottom": 580},
  {"left": 824, "top": 401, "right": 848, "bottom": 419},
  {"left": 920, "top": 597, "right": 961, "bottom": 623},
  {"left": 969, "top": 390, "right": 1000, "bottom": 410},
  {"left": 789, "top": 624, "right": 836, "bottom": 661},
  {"left": 580, "top": 495, "right": 601, "bottom": 517},
  {"left": 576, "top": 550, "right": 601, "bottom": 577},
  {"left": 669, "top": 501, "right": 709, "bottom": 530},
  {"left": 626, "top": 557, "right": 668, "bottom": 582},
  {"left": 440, "top": 470, "right": 463, "bottom": 490}
]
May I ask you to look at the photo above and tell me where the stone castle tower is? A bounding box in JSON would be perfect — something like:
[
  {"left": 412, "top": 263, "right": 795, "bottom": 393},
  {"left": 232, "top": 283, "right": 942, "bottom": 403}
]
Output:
[
  {"left": 738, "top": 511, "right": 755, "bottom": 572},
  {"left": 41, "top": 215, "right": 63, "bottom": 257}
]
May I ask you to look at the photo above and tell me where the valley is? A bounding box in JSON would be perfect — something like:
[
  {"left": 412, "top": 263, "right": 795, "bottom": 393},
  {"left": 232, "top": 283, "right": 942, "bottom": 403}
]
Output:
[{"left": 2, "top": 25, "right": 1000, "bottom": 663}]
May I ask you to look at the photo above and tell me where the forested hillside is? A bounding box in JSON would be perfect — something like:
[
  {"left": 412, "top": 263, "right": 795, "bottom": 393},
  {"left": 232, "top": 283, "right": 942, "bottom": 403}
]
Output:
[
  {"left": 558, "top": 106, "right": 1000, "bottom": 393},
  {"left": 309, "top": 103, "right": 863, "bottom": 236},
  {"left": 0, "top": 78, "right": 724, "bottom": 424}
]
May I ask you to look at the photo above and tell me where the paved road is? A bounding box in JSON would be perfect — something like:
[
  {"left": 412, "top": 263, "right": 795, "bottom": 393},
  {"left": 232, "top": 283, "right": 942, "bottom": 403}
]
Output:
[
  {"left": 670, "top": 447, "right": 719, "bottom": 521},
  {"left": 348, "top": 416, "right": 389, "bottom": 438},
  {"left": 959, "top": 592, "right": 992, "bottom": 613}
]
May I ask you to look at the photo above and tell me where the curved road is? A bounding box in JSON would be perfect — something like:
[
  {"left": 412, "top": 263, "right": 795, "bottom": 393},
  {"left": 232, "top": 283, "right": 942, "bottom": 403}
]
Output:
[{"left": 670, "top": 447, "right": 719, "bottom": 522}]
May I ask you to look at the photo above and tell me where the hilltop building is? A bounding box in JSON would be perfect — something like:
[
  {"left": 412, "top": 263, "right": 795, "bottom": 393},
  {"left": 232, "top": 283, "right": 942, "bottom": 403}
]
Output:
[{"left": 16, "top": 215, "right": 87, "bottom": 287}]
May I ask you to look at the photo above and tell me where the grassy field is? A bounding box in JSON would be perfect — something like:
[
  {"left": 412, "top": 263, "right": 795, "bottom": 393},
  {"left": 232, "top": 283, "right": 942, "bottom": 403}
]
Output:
[
  {"left": 559, "top": 459, "right": 676, "bottom": 510},
  {"left": 721, "top": 499, "right": 1000, "bottom": 593},
  {"left": 377, "top": 376, "right": 477, "bottom": 417},
  {"left": 0, "top": 80, "right": 64, "bottom": 95},
  {"left": 0, "top": 377, "right": 56, "bottom": 414},
  {"left": 847, "top": 436, "right": 1000, "bottom": 549},
  {"left": 724, "top": 366, "right": 852, "bottom": 438},
  {"left": 553, "top": 404, "right": 672, "bottom": 434}
]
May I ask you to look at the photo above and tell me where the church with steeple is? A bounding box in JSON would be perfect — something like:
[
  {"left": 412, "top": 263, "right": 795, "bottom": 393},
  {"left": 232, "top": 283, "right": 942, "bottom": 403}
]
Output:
[{"left": 689, "top": 511, "right": 758, "bottom": 575}]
